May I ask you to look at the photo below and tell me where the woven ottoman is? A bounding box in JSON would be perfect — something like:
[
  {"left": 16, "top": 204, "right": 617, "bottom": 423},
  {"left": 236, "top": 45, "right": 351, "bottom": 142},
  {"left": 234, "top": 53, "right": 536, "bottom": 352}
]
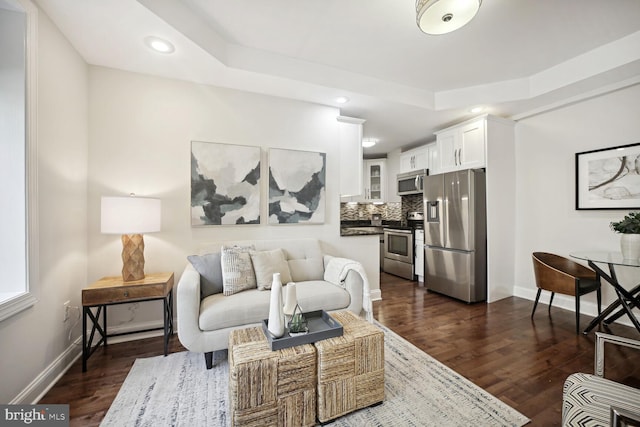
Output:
[
  {"left": 228, "top": 327, "right": 317, "bottom": 427},
  {"left": 314, "top": 310, "right": 385, "bottom": 423}
]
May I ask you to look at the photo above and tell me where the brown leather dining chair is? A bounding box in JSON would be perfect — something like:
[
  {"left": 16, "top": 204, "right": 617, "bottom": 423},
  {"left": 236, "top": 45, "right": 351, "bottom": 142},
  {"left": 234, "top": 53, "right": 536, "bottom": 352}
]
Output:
[{"left": 531, "top": 252, "right": 602, "bottom": 334}]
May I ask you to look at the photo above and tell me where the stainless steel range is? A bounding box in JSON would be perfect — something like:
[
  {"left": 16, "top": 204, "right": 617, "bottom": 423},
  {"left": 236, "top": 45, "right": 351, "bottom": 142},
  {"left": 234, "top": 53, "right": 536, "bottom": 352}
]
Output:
[{"left": 383, "top": 212, "right": 423, "bottom": 280}]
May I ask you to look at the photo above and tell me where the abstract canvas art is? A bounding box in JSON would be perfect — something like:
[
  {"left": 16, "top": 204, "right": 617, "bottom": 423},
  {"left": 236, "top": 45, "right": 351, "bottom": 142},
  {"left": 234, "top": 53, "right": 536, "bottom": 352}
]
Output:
[
  {"left": 191, "top": 141, "right": 260, "bottom": 225},
  {"left": 268, "top": 148, "right": 326, "bottom": 224},
  {"left": 576, "top": 142, "right": 640, "bottom": 210}
]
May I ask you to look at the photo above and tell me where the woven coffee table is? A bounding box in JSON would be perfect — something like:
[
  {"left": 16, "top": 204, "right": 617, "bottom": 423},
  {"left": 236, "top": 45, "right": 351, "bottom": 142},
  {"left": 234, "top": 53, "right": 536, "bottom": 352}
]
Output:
[
  {"left": 314, "top": 310, "right": 385, "bottom": 423},
  {"left": 228, "top": 327, "right": 317, "bottom": 427}
]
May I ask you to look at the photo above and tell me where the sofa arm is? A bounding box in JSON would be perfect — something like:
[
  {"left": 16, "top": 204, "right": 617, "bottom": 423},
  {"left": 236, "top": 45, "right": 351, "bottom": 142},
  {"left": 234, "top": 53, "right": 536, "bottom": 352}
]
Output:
[
  {"left": 343, "top": 269, "right": 364, "bottom": 316},
  {"left": 176, "top": 264, "right": 202, "bottom": 351},
  {"left": 324, "top": 254, "right": 372, "bottom": 321}
]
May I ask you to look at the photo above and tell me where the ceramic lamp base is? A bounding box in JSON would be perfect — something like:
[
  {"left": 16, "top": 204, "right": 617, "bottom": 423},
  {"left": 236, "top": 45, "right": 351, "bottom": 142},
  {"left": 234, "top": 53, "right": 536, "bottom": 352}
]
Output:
[{"left": 121, "top": 234, "right": 145, "bottom": 282}]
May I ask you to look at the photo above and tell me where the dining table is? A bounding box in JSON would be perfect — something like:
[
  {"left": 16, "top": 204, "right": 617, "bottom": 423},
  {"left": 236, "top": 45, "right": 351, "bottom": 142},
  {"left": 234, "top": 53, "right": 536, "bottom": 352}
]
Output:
[{"left": 570, "top": 251, "right": 640, "bottom": 335}]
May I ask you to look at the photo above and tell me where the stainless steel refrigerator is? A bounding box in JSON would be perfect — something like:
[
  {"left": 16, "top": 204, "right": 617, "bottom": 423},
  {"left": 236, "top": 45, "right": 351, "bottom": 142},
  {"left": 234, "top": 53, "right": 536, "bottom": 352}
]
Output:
[{"left": 423, "top": 169, "right": 486, "bottom": 303}]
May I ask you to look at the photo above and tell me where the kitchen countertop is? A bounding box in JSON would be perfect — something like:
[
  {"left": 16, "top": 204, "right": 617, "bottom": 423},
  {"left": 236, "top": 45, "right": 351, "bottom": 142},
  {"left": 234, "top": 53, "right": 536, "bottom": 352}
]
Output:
[
  {"left": 340, "top": 220, "right": 401, "bottom": 237},
  {"left": 340, "top": 226, "right": 384, "bottom": 236}
]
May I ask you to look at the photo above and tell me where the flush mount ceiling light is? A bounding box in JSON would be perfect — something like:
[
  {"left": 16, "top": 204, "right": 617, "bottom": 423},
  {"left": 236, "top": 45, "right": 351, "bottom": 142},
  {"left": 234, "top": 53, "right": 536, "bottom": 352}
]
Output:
[
  {"left": 144, "top": 36, "right": 175, "bottom": 54},
  {"left": 362, "top": 138, "right": 378, "bottom": 148},
  {"left": 335, "top": 96, "right": 350, "bottom": 104},
  {"left": 416, "top": 0, "right": 481, "bottom": 35}
]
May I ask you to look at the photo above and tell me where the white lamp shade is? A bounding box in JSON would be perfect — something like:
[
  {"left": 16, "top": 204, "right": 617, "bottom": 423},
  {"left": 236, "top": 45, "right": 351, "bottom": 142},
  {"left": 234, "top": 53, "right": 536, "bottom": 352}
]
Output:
[
  {"left": 101, "top": 196, "right": 161, "bottom": 234},
  {"left": 417, "top": 0, "right": 481, "bottom": 35}
]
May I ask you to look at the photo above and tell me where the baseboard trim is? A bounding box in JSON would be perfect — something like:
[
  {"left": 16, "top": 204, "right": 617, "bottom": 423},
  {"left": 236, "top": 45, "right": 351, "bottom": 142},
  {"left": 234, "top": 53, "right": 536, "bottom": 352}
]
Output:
[
  {"left": 12, "top": 336, "right": 82, "bottom": 405},
  {"left": 11, "top": 319, "right": 177, "bottom": 405},
  {"left": 370, "top": 289, "right": 382, "bottom": 301},
  {"left": 105, "top": 320, "right": 168, "bottom": 344},
  {"left": 513, "top": 285, "right": 633, "bottom": 328}
]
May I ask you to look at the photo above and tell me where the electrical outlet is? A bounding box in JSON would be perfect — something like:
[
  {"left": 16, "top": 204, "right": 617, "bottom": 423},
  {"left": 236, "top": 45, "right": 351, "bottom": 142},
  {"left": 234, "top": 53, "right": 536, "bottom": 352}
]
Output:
[{"left": 63, "top": 301, "right": 70, "bottom": 323}]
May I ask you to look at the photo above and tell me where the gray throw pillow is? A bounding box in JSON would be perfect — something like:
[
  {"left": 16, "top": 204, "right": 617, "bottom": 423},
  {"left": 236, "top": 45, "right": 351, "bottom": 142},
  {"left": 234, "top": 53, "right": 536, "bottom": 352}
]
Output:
[{"left": 187, "top": 253, "right": 223, "bottom": 299}]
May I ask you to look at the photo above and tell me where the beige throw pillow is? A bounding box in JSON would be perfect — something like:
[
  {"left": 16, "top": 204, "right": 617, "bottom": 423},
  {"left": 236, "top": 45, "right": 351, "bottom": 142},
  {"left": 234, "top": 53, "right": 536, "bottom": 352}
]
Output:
[
  {"left": 251, "top": 249, "right": 293, "bottom": 291},
  {"left": 221, "top": 245, "right": 257, "bottom": 296}
]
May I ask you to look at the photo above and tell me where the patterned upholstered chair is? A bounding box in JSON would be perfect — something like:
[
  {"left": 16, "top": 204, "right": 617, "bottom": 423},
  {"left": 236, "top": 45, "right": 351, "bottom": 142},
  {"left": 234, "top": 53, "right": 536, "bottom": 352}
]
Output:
[{"left": 562, "top": 333, "right": 640, "bottom": 426}]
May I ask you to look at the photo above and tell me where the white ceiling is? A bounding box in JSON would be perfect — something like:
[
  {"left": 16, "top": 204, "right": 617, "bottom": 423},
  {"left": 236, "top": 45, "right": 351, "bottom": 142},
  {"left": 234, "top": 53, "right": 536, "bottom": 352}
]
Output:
[{"left": 35, "top": 0, "right": 640, "bottom": 155}]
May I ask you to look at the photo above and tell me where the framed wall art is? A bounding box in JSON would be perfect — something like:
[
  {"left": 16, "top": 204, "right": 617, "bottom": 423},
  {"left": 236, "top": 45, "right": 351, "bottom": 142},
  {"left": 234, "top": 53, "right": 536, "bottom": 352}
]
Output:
[
  {"left": 268, "top": 148, "right": 326, "bottom": 224},
  {"left": 575, "top": 142, "right": 640, "bottom": 210},
  {"left": 191, "top": 141, "right": 261, "bottom": 225}
]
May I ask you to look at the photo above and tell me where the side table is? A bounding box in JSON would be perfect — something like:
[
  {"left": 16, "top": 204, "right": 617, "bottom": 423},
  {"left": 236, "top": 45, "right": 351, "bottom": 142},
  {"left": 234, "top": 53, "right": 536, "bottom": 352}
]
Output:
[{"left": 81, "top": 272, "right": 174, "bottom": 372}]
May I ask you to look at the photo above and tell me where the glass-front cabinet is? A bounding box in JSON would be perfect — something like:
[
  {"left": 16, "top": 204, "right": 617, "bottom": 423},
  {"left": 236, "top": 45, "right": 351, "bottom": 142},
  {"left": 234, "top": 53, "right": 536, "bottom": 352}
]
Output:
[
  {"left": 363, "top": 159, "right": 386, "bottom": 203},
  {"left": 340, "top": 158, "right": 387, "bottom": 203}
]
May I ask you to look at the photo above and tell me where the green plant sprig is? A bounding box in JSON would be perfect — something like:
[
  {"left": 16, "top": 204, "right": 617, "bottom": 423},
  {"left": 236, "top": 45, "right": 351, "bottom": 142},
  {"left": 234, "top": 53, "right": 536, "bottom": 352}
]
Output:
[{"left": 610, "top": 212, "right": 640, "bottom": 234}]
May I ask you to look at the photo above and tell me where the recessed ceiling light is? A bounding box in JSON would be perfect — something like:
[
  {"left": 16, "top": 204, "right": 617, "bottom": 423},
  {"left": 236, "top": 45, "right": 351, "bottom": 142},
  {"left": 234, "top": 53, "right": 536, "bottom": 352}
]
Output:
[
  {"left": 335, "top": 96, "right": 349, "bottom": 104},
  {"left": 470, "top": 106, "right": 484, "bottom": 113},
  {"left": 144, "top": 36, "right": 175, "bottom": 54},
  {"left": 362, "top": 138, "right": 378, "bottom": 148}
]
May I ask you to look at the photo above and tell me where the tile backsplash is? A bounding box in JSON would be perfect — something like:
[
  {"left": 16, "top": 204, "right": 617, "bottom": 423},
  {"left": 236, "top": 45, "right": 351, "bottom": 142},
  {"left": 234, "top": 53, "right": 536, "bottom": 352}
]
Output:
[
  {"left": 340, "top": 202, "right": 401, "bottom": 221},
  {"left": 340, "top": 195, "right": 424, "bottom": 223},
  {"left": 401, "top": 194, "right": 423, "bottom": 219}
]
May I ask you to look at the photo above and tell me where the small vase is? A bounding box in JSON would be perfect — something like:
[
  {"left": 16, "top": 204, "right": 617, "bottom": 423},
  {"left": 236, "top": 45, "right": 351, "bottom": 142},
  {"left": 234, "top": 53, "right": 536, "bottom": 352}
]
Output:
[
  {"left": 620, "top": 234, "right": 640, "bottom": 260},
  {"left": 283, "top": 282, "right": 298, "bottom": 317},
  {"left": 267, "top": 273, "right": 285, "bottom": 338}
]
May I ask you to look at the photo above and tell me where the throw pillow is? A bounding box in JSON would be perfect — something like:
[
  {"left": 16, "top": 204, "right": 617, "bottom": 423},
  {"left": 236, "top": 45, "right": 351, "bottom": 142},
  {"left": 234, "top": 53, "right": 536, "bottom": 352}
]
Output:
[
  {"left": 250, "top": 249, "right": 293, "bottom": 291},
  {"left": 187, "top": 253, "right": 223, "bottom": 299},
  {"left": 221, "top": 245, "right": 257, "bottom": 296}
]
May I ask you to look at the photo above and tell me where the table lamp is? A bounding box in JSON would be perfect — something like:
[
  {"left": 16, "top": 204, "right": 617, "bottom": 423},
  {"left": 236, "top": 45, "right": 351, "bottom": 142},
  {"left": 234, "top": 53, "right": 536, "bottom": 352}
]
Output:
[{"left": 101, "top": 194, "right": 161, "bottom": 282}]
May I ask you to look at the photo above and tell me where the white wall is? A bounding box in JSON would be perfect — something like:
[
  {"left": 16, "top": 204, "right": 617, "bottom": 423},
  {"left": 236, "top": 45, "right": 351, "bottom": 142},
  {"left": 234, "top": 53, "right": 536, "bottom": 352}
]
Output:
[
  {"left": 386, "top": 148, "right": 401, "bottom": 203},
  {"left": 87, "top": 67, "right": 379, "bottom": 332},
  {"left": 514, "top": 84, "right": 640, "bottom": 319},
  {"left": 0, "top": 8, "right": 89, "bottom": 403}
]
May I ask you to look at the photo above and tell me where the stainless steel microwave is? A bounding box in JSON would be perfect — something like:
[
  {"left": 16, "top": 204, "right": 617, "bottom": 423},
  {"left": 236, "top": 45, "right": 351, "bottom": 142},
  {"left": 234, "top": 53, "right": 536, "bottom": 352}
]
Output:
[{"left": 397, "top": 169, "right": 428, "bottom": 196}]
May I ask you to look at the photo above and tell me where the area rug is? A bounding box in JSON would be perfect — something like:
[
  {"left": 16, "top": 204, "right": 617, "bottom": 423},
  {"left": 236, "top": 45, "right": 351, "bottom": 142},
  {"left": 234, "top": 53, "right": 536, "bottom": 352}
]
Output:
[{"left": 101, "top": 322, "right": 530, "bottom": 426}]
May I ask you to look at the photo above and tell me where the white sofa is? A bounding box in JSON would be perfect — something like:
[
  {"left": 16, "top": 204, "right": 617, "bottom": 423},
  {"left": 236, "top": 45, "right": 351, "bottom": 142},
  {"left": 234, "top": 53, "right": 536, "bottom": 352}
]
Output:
[{"left": 176, "top": 239, "right": 371, "bottom": 369}]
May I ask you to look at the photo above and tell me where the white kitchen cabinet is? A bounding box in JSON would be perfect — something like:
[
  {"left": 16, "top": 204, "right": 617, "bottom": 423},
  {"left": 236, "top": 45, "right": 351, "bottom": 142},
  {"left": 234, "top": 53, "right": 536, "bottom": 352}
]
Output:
[
  {"left": 426, "top": 142, "right": 438, "bottom": 174},
  {"left": 362, "top": 159, "right": 386, "bottom": 203},
  {"left": 400, "top": 146, "right": 429, "bottom": 173},
  {"left": 385, "top": 150, "right": 402, "bottom": 203},
  {"left": 337, "top": 116, "right": 365, "bottom": 197},
  {"left": 435, "top": 118, "right": 485, "bottom": 173},
  {"left": 415, "top": 229, "right": 424, "bottom": 282},
  {"left": 341, "top": 158, "right": 387, "bottom": 203},
  {"left": 400, "top": 143, "right": 438, "bottom": 173}
]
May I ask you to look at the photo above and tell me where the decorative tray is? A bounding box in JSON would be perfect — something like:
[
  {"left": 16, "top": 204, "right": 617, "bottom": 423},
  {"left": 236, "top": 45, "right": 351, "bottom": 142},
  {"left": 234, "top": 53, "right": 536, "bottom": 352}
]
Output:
[{"left": 261, "top": 310, "right": 343, "bottom": 351}]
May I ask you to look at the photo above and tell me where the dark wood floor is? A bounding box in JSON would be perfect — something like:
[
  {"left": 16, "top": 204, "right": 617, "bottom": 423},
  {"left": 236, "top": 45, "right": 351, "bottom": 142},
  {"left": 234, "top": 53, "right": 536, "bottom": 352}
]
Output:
[{"left": 40, "top": 272, "right": 640, "bottom": 426}]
